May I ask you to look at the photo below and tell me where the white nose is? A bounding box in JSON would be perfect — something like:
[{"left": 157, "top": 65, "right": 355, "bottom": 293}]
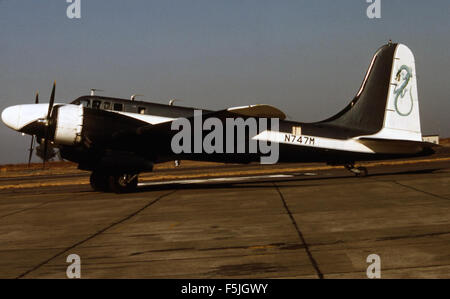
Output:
[
  {"left": 1, "top": 105, "right": 21, "bottom": 130},
  {"left": 1, "top": 104, "right": 50, "bottom": 132}
]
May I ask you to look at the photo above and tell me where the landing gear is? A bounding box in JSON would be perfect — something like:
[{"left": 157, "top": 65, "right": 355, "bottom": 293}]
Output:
[
  {"left": 90, "top": 171, "right": 139, "bottom": 193},
  {"left": 345, "top": 163, "right": 368, "bottom": 177},
  {"left": 90, "top": 171, "right": 109, "bottom": 192},
  {"left": 108, "top": 173, "right": 138, "bottom": 193}
]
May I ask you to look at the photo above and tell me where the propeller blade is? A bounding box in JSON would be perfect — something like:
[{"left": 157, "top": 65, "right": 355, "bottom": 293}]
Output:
[
  {"left": 27, "top": 135, "right": 35, "bottom": 167},
  {"left": 26, "top": 91, "right": 40, "bottom": 167},
  {"left": 43, "top": 81, "right": 55, "bottom": 169},
  {"left": 47, "top": 81, "right": 55, "bottom": 119}
]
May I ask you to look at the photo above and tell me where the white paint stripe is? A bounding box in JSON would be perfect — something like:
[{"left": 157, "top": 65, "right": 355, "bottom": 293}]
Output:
[
  {"left": 253, "top": 131, "right": 375, "bottom": 154},
  {"left": 113, "top": 110, "right": 175, "bottom": 125},
  {"left": 356, "top": 53, "right": 377, "bottom": 97},
  {"left": 138, "top": 174, "right": 293, "bottom": 186}
]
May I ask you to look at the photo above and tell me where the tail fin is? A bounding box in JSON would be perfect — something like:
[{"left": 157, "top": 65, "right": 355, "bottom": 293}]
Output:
[
  {"left": 321, "top": 43, "right": 422, "bottom": 141},
  {"left": 376, "top": 44, "right": 422, "bottom": 141}
]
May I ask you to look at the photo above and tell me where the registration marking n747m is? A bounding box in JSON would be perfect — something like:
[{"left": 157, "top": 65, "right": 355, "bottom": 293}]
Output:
[{"left": 284, "top": 134, "right": 316, "bottom": 146}]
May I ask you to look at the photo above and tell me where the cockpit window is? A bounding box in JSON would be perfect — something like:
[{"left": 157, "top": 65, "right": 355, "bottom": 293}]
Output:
[
  {"left": 113, "top": 103, "right": 123, "bottom": 111},
  {"left": 138, "top": 107, "right": 146, "bottom": 114},
  {"left": 103, "top": 102, "right": 111, "bottom": 110},
  {"left": 92, "top": 100, "right": 101, "bottom": 109}
]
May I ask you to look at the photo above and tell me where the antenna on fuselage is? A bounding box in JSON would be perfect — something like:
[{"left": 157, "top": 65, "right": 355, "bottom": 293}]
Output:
[
  {"left": 169, "top": 98, "right": 181, "bottom": 106},
  {"left": 170, "top": 97, "right": 182, "bottom": 168},
  {"left": 90, "top": 88, "right": 104, "bottom": 96},
  {"left": 131, "top": 94, "right": 144, "bottom": 101}
]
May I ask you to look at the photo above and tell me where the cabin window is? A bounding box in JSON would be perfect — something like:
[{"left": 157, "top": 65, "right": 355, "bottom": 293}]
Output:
[
  {"left": 92, "top": 100, "right": 101, "bottom": 109},
  {"left": 138, "top": 107, "right": 146, "bottom": 114},
  {"left": 113, "top": 103, "right": 123, "bottom": 111},
  {"left": 103, "top": 102, "right": 111, "bottom": 110},
  {"left": 80, "top": 99, "right": 90, "bottom": 108}
]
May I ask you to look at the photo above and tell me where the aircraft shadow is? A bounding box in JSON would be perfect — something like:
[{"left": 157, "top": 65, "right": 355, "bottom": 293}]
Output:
[{"left": 134, "top": 167, "right": 442, "bottom": 193}]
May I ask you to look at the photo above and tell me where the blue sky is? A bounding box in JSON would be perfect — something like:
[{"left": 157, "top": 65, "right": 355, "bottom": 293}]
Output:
[{"left": 0, "top": 0, "right": 449, "bottom": 164}]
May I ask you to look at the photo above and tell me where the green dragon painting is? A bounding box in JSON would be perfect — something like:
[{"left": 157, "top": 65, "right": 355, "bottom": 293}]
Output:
[{"left": 393, "top": 65, "right": 413, "bottom": 116}]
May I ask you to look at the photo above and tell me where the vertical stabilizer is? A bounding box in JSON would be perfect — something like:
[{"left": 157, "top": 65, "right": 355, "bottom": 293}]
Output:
[
  {"left": 375, "top": 44, "right": 422, "bottom": 141},
  {"left": 321, "top": 43, "right": 422, "bottom": 142}
]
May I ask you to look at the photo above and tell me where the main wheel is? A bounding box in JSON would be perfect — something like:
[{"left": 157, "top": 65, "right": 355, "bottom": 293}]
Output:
[
  {"left": 356, "top": 167, "right": 368, "bottom": 177},
  {"left": 90, "top": 171, "right": 109, "bottom": 192},
  {"left": 108, "top": 173, "right": 138, "bottom": 193}
]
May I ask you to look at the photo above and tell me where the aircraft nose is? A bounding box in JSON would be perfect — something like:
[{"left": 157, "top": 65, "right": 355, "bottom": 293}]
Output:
[
  {"left": 1, "top": 104, "right": 50, "bottom": 132},
  {"left": 1, "top": 105, "right": 21, "bottom": 130}
]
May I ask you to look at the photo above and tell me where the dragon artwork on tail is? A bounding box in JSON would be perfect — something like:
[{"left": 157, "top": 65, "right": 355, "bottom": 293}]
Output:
[{"left": 393, "top": 64, "right": 413, "bottom": 116}]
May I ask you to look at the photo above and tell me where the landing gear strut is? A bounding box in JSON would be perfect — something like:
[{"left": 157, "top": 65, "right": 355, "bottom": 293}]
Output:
[
  {"left": 345, "top": 163, "right": 368, "bottom": 177},
  {"left": 90, "top": 171, "right": 139, "bottom": 193}
]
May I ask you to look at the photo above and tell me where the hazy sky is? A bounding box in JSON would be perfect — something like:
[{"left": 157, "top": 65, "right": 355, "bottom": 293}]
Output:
[{"left": 0, "top": 0, "right": 449, "bottom": 164}]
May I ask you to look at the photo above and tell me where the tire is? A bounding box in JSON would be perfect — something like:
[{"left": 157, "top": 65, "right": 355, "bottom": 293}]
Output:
[
  {"left": 108, "top": 173, "right": 138, "bottom": 193},
  {"left": 357, "top": 167, "right": 368, "bottom": 177},
  {"left": 90, "top": 171, "right": 109, "bottom": 192}
]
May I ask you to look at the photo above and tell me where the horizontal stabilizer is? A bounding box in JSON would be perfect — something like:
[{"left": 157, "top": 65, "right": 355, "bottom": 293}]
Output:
[{"left": 358, "top": 137, "right": 438, "bottom": 154}]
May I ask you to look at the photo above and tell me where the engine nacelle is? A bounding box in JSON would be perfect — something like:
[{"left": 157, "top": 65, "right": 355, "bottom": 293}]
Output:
[{"left": 54, "top": 104, "right": 83, "bottom": 145}]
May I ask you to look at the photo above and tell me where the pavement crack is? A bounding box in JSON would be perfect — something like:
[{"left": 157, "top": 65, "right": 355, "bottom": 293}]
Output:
[
  {"left": 0, "top": 192, "right": 94, "bottom": 220},
  {"left": 393, "top": 181, "right": 449, "bottom": 201},
  {"left": 0, "top": 199, "right": 63, "bottom": 220},
  {"left": 16, "top": 190, "right": 177, "bottom": 279},
  {"left": 273, "top": 183, "right": 324, "bottom": 279},
  {"left": 376, "top": 231, "right": 450, "bottom": 241}
]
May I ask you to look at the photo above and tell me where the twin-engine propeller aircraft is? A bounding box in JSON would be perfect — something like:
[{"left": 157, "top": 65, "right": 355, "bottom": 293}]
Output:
[{"left": 2, "top": 43, "right": 437, "bottom": 193}]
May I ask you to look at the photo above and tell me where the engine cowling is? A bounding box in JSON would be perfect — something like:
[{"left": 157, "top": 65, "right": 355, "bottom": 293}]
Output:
[{"left": 53, "top": 104, "right": 83, "bottom": 145}]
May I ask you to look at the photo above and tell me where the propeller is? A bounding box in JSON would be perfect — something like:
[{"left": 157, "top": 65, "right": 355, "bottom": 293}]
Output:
[
  {"left": 42, "top": 81, "right": 56, "bottom": 168},
  {"left": 27, "top": 91, "right": 39, "bottom": 167}
]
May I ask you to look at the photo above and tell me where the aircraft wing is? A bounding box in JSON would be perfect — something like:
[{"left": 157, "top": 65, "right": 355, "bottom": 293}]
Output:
[
  {"left": 108, "top": 105, "right": 286, "bottom": 156},
  {"left": 113, "top": 104, "right": 286, "bottom": 140},
  {"left": 227, "top": 104, "right": 286, "bottom": 120}
]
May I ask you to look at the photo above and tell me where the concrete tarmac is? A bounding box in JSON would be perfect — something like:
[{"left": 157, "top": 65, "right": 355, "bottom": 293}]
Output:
[{"left": 0, "top": 158, "right": 449, "bottom": 278}]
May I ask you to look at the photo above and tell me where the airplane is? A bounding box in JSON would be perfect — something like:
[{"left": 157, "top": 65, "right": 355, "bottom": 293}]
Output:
[{"left": 1, "top": 42, "right": 437, "bottom": 193}]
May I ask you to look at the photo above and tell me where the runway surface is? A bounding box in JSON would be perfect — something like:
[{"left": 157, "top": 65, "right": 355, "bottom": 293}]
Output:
[{"left": 0, "top": 155, "right": 449, "bottom": 278}]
